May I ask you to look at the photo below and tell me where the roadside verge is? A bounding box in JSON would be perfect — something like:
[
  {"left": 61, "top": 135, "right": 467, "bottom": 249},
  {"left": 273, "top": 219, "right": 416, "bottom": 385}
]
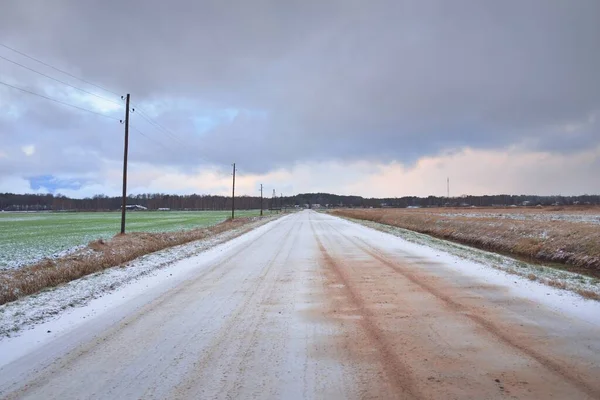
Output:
[
  {"left": 0, "top": 215, "right": 279, "bottom": 313},
  {"left": 333, "top": 215, "right": 600, "bottom": 301},
  {"left": 0, "top": 213, "right": 283, "bottom": 348}
]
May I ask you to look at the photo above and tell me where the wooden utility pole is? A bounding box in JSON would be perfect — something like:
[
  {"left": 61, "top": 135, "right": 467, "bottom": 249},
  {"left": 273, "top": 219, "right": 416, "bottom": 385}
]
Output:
[
  {"left": 120, "top": 93, "right": 130, "bottom": 234},
  {"left": 260, "top": 184, "right": 263, "bottom": 216},
  {"left": 271, "top": 189, "right": 276, "bottom": 211},
  {"left": 231, "top": 163, "right": 236, "bottom": 219}
]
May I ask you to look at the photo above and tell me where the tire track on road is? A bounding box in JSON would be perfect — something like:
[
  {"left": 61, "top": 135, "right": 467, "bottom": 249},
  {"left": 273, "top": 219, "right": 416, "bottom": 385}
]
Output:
[
  {"left": 322, "top": 217, "right": 600, "bottom": 399},
  {"left": 310, "top": 218, "right": 422, "bottom": 399},
  {"left": 169, "top": 218, "right": 302, "bottom": 399},
  {"left": 223, "top": 221, "right": 305, "bottom": 399}
]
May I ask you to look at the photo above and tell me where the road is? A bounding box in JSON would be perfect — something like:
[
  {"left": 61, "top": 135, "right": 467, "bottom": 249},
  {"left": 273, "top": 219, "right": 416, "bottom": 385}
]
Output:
[{"left": 1, "top": 210, "right": 599, "bottom": 399}]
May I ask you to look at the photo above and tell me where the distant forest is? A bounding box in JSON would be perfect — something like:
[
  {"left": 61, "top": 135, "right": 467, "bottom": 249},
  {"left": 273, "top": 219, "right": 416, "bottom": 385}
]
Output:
[{"left": 1, "top": 192, "right": 599, "bottom": 212}]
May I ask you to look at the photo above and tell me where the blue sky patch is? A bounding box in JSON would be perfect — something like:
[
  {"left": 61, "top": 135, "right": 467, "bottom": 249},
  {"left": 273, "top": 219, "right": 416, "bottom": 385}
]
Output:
[{"left": 29, "top": 175, "right": 82, "bottom": 193}]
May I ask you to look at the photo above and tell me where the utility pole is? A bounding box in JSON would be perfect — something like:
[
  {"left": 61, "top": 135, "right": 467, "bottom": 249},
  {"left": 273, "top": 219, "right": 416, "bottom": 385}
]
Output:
[
  {"left": 120, "top": 93, "right": 130, "bottom": 234},
  {"left": 231, "top": 163, "right": 236, "bottom": 219},
  {"left": 260, "top": 184, "right": 263, "bottom": 216},
  {"left": 447, "top": 177, "right": 450, "bottom": 199},
  {"left": 280, "top": 193, "right": 283, "bottom": 213}
]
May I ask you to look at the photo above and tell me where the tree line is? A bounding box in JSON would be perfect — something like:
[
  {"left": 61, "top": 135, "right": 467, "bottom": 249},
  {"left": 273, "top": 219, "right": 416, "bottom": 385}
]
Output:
[
  {"left": 0, "top": 193, "right": 269, "bottom": 211},
  {"left": 293, "top": 193, "right": 600, "bottom": 208},
  {"left": 1, "top": 192, "right": 598, "bottom": 212}
]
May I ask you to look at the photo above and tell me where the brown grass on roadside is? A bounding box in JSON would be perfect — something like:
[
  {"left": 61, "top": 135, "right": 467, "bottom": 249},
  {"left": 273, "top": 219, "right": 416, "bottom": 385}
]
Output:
[
  {"left": 0, "top": 217, "right": 259, "bottom": 305},
  {"left": 546, "top": 279, "right": 568, "bottom": 290},
  {"left": 331, "top": 208, "right": 600, "bottom": 276},
  {"left": 576, "top": 289, "right": 600, "bottom": 301}
]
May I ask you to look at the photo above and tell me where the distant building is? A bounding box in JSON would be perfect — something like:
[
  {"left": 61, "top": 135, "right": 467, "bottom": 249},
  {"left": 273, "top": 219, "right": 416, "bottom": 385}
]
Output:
[{"left": 124, "top": 205, "right": 147, "bottom": 211}]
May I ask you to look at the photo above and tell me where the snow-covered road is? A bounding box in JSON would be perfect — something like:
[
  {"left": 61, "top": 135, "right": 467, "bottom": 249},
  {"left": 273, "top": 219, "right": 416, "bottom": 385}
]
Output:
[{"left": 1, "top": 210, "right": 599, "bottom": 399}]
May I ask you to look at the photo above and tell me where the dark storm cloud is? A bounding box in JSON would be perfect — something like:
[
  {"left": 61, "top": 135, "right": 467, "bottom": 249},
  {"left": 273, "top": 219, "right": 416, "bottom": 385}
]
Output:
[{"left": 0, "top": 0, "right": 599, "bottom": 176}]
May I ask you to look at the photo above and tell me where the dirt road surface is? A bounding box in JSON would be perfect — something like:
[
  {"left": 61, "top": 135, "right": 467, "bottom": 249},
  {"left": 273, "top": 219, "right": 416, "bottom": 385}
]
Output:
[{"left": 1, "top": 210, "right": 599, "bottom": 399}]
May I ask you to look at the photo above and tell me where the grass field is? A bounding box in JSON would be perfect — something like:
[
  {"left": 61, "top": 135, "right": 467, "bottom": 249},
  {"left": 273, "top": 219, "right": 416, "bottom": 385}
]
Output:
[{"left": 0, "top": 210, "right": 266, "bottom": 269}]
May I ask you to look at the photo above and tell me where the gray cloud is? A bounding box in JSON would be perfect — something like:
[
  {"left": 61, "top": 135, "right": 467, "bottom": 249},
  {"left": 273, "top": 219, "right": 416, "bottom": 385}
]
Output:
[{"left": 0, "top": 0, "right": 599, "bottom": 183}]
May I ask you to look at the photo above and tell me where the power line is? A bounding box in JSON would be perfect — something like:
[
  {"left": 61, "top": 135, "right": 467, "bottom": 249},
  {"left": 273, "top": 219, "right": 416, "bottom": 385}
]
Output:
[
  {"left": 130, "top": 123, "right": 228, "bottom": 178},
  {"left": 1, "top": 44, "right": 222, "bottom": 167},
  {"left": 1, "top": 44, "right": 199, "bottom": 151},
  {"left": 0, "top": 42, "right": 121, "bottom": 97},
  {"left": 0, "top": 79, "right": 121, "bottom": 121},
  {"left": 134, "top": 108, "right": 188, "bottom": 146},
  {"left": 130, "top": 124, "right": 178, "bottom": 154},
  {"left": 0, "top": 45, "right": 195, "bottom": 153},
  {"left": 132, "top": 108, "right": 215, "bottom": 165},
  {"left": 132, "top": 111, "right": 189, "bottom": 151},
  {"left": 0, "top": 53, "right": 122, "bottom": 107}
]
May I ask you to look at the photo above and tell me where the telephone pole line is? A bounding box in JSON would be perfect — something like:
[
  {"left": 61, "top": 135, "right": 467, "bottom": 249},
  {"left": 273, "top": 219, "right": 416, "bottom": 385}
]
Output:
[
  {"left": 271, "top": 189, "right": 277, "bottom": 212},
  {"left": 231, "top": 163, "right": 236, "bottom": 219},
  {"left": 120, "top": 93, "right": 131, "bottom": 234},
  {"left": 260, "top": 184, "right": 263, "bottom": 216}
]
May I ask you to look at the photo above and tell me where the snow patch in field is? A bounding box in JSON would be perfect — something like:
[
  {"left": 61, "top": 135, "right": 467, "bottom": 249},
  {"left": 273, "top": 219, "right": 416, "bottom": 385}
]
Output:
[{"left": 439, "top": 212, "right": 600, "bottom": 225}]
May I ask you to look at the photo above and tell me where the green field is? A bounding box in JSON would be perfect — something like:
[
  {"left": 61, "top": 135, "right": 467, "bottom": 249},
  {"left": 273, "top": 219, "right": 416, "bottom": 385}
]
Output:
[{"left": 0, "top": 210, "right": 266, "bottom": 269}]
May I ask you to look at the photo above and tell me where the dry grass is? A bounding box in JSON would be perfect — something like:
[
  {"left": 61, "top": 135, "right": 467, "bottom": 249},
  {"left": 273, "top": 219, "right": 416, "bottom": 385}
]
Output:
[
  {"left": 0, "top": 217, "right": 260, "bottom": 305},
  {"left": 576, "top": 289, "right": 600, "bottom": 301},
  {"left": 546, "top": 279, "right": 568, "bottom": 290},
  {"left": 331, "top": 208, "right": 600, "bottom": 277}
]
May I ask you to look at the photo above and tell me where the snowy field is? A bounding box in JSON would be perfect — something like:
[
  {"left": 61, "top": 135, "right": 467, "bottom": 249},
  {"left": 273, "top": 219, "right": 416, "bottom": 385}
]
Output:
[
  {"left": 439, "top": 211, "right": 600, "bottom": 224},
  {"left": 0, "top": 210, "right": 266, "bottom": 269}
]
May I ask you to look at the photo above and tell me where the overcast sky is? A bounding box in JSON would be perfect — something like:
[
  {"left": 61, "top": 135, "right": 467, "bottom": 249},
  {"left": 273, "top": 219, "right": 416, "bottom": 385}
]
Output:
[{"left": 1, "top": 0, "right": 599, "bottom": 198}]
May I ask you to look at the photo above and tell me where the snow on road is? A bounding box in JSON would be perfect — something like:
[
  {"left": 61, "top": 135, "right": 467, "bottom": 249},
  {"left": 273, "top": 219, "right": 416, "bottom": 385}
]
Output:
[
  {"left": 0, "top": 210, "right": 599, "bottom": 399},
  {"left": 0, "top": 216, "right": 278, "bottom": 339}
]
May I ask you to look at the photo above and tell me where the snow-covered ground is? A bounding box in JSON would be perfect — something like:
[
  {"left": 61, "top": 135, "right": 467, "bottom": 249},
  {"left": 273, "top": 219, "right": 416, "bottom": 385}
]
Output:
[
  {"left": 439, "top": 211, "right": 600, "bottom": 224},
  {"left": 0, "top": 216, "right": 278, "bottom": 340}
]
